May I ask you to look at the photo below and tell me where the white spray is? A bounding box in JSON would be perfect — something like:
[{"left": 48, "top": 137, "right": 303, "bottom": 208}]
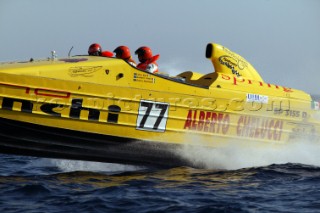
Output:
[
  {"left": 176, "top": 133, "right": 320, "bottom": 170},
  {"left": 31, "top": 158, "right": 144, "bottom": 174}
]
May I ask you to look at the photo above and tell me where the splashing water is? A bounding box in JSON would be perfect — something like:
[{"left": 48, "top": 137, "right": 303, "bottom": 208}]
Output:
[
  {"left": 176, "top": 133, "right": 320, "bottom": 170},
  {"left": 30, "top": 158, "right": 145, "bottom": 174}
]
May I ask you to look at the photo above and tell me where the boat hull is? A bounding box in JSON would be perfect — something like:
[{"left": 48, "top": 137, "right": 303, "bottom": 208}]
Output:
[
  {"left": 1, "top": 43, "right": 320, "bottom": 168},
  {"left": 0, "top": 116, "right": 190, "bottom": 168}
]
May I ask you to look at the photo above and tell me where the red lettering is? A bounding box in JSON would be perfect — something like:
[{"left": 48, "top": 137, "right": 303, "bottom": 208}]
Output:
[
  {"left": 25, "top": 87, "right": 71, "bottom": 98},
  {"left": 0, "top": 83, "right": 71, "bottom": 98},
  {"left": 236, "top": 116, "right": 283, "bottom": 141},
  {"left": 221, "top": 74, "right": 231, "bottom": 80},
  {"left": 268, "top": 120, "right": 275, "bottom": 140},
  {"left": 243, "top": 116, "right": 251, "bottom": 137},
  {"left": 192, "top": 110, "right": 198, "bottom": 130},
  {"left": 210, "top": 113, "right": 218, "bottom": 132},
  {"left": 197, "top": 111, "right": 205, "bottom": 131},
  {"left": 278, "top": 120, "right": 283, "bottom": 140},
  {"left": 34, "top": 88, "right": 70, "bottom": 98},
  {"left": 273, "top": 120, "right": 283, "bottom": 141},
  {"left": 183, "top": 110, "right": 193, "bottom": 129},
  {"left": 233, "top": 77, "right": 245, "bottom": 85},
  {"left": 216, "top": 113, "right": 224, "bottom": 133},
  {"left": 260, "top": 119, "right": 268, "bottom": 139},
  {"left": 183, "top": 110, "right": 230, "bottom": 135},
  {"left": 283, "top": 87, "right": 293, "bottom": 93},
  {"left": 222, "top": 114, "right": 230, "bottom": 134},
  {"left": 237, "top": 116, "right": 244, "bottom": 136},
  {"left": 204, "top": 112, "right": 211, "bottom": 132},
  {"left": 249, "top": 117, "right": 257, "bottom": 137},
  {"left": 216, "top": 73, "right": 294, "bottom": 94},
  {"left": 254, "top": 118, "right": 261, "bottom": 138}
]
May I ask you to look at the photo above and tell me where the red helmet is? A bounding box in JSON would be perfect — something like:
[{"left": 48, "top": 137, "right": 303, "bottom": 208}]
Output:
[
  {"left": 88, "top": 43, "right": 102, "bottom": 56},
  {"left": 113, "top": 46, "right": 131, "bottom": 59},
  {"left": 135, "top": 46, "right": 153, "bottom": 62}
]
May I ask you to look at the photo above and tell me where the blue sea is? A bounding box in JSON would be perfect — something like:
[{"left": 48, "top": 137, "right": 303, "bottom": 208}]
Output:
[{"left": 1, "top": 138, "right": 320, "bottom": 213}]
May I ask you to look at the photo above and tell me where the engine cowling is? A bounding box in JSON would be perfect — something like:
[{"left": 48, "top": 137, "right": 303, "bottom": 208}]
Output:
[{"left": 206, "top": 43, "right": 264, "bottom": 82}]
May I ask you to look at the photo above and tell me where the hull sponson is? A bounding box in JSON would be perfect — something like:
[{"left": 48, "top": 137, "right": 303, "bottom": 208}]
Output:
[{"left": 0, "top": 117, "right": 190, "bottom": 168}]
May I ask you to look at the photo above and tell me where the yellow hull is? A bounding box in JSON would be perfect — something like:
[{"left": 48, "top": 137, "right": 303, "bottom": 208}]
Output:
[{"left": 0, "top": 43, "right": 319, "bottom": 167}]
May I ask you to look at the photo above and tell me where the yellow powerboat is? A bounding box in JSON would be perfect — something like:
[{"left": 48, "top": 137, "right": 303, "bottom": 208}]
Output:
[{"left": 0, "top": 43, "right": 319, "bottom": 167}]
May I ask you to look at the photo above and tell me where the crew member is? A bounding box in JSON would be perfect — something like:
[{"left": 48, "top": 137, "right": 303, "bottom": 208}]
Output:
[
  {"left": 134, "top": 46, "right": 160, "bottom": 73},
  {"left": 88, "top": 43, "right": 113, "bottom": 57},
  {"left": 113, "top": 46, "right": 136, "bottom": 66}
]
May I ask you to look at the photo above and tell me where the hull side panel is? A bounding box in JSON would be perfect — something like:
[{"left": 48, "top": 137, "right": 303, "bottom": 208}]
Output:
[{"left": 0, "top": 117, "right": 188, "bottom": 168}]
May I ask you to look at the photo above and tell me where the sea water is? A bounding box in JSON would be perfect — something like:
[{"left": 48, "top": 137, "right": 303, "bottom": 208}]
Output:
[{"left": 1, "top": 137, "right": 320, "bottom": 213}]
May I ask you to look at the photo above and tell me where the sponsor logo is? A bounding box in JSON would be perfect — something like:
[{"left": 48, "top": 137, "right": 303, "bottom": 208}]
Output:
[
  {"left": 68, "top": 66, "right": 102, "bottom": 77},
  {"left": 220, "top": 74, "right": 293, "bottom": 93},
  {"left": 183, "top": 110, "right": 230, "bottom": 134},
  {"left": 0, "top": 97, "right": 121, "bottom": 124},
  {"left": 183, "top": 111, "right": 283, "bottom": 141},
  {"left": 237, "top": 116, "right": 283, "bottom": 141},
  {"left": 246, "top": 93, "right": 269, "bottom": 104},
  {"left": 219, "top": 55, "right": 242, "bottom": 77}
]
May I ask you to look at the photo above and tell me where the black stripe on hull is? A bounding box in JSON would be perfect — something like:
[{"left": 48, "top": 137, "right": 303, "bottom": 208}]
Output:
[{"left": 0, "top": 117, "right": 190, "bottom": 168}]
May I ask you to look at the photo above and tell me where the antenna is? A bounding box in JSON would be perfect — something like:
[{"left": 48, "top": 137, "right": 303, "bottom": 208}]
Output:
[{"left": 68, "top": 46, "right": 74, "bottom": 57}]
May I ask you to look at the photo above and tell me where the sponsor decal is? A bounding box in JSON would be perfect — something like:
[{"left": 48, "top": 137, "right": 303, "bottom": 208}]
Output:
[
  {"left": 183, "top": 110, "right": 230, "bottom": 134},
  {"left": 221, "top": 47, "right": 249, "bottom": 71},
  {"left": 0, "top": 96, "right": 121, "bottom": 124},
  {"left": 220, "top": 74, "right": 293, "bottom": 93},
  {"left": 183, "top": 111, "right": 283, "bottom": 141},
  {"left": 246, "top": 93, "right": 269, "bottom": 104},
  {"left": 68, "top": 66, "right": 102, "bottom": 77},
  {"left": 219, "top": 55, "right": 242, "bottom": 77},
  {"left": 236, "top": 116, "right": 283, "bottom": 141},
  {"left": 133, "top": 73, "right": 155, "bottom": 83}
]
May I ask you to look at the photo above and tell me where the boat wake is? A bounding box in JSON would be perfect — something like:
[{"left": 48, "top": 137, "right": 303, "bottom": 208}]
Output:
[
  {"left": 176, "top": 94, "right": 320, "bottom": 170},
  {"left": 30, "top": 158, "right": 145, "bottom": 174},
  {"left": 24, "top": 134, "right": 320, "bottom": 173},
  {"left": 176, "top": 133, "right": 320, "bottom": 170}
]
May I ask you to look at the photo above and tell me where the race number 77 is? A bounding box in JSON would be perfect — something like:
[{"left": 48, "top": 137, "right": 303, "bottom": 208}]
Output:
[{"left": 136, "top": 100, "right": 169, "bottom": 132}]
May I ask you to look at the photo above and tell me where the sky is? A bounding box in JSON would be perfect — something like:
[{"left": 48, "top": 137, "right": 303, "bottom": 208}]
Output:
[{"left": 0, "top": 0, "right": 319, "bottom": 95}]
